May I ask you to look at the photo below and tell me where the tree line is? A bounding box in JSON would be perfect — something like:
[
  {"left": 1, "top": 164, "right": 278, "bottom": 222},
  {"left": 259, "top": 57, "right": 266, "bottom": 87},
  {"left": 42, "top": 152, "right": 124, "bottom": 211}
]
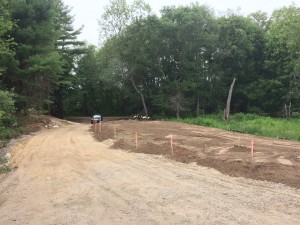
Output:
[
  {"left": 71, "top": 0, "right": 300, "bottom": 118},
  {"left": 0, "top": 0, "right": 85, "bottom": 126},
  {"left": 1, "top": 0, "right": 300, "bottom": 123}
]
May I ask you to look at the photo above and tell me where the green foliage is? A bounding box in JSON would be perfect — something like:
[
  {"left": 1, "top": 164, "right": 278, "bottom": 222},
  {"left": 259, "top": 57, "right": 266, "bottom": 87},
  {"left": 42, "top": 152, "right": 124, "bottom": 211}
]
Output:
[
  {"left": 173, "top": 113, "right": 300, "bottom": 141},
  {"left": 0, "top": 0, "right": 66, "bottom": 113},
  {"left": 99, "top": 0, "right": 151, "bottom": 44},
  {"left": 216, "top": 15, "right": 266, "bottom": 113},
  {"left": 264, "top": 6, "right": 300, "bottom": 111},
  {"left": 0, "top": 0, "right": 14, "bottom": 54},
  {"left": 0, "top": 0, "right": 86, "bottom": 117},
  {"left": 0, "top": 89, "right": 20, "bottom": 147},
  {"left": 0, "top": 90, "right": 16, "bottom": 127},
  {"left": 51, "top": 1, "right": 86, "bottom": 118},
  {"left": 159, "top": 4, "right": 218, "bottom": 117},
  {"left": 0, "top": 165, "right": 11, "bottom": 173},
  {"left": 89, "top": 3, "right": 300, "bottom": 118},
  {"left": 2, "top": 0, "right": 300, "bottom": 120}
]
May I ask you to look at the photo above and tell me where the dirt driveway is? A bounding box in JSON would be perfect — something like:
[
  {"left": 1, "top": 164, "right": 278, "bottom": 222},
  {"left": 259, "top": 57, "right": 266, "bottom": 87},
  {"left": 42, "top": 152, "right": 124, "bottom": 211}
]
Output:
[{"left": 0, "top": 120, "right": 300, "bottom": 225}]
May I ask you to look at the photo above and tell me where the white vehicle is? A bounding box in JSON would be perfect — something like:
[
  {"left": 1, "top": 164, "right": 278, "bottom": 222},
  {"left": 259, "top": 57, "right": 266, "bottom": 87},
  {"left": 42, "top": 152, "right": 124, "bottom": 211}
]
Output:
[{"left": 91, "top": 115, "right": 103, "bottom": 124}]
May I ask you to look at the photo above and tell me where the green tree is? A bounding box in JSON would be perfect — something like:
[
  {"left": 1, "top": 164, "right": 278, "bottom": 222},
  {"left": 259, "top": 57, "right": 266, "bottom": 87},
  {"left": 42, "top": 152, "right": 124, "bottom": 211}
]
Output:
[
  {"left": 98, "top": 0, "right": 151, "bottom": 45},
  {"left": 215, "top": 14, "right": 265, "bottom": 113},
  {"left": 117, "top": 16, "right": 162, "bottom": 116},
  {"left": 0, "top": 90, "right": 15, "bottom": 128},
  {"left": 264, "top": 6, "right": 300, "bottom": 114},
  {"left": 96, "top": 40, "right": 135, "bottom": 116},
  {"left": 2, "top": 0, "right": 64, "bottom": 112},
  {"left": 248, "top": 11, "right": 268, "bottom": 30},
  {"left": 98, "top": 0, "right": 153, "bottom": 116},
  {"left": 0, "top": 0, "right": 14, "bottom": 77},
  {"left": 159, "top": 4, "right": 217, "bottom": 117},
  {"left": 52, "top": 0, "right": 86, "bottom": 118},
  {"left": 63, "top": 45, "right": 102, "bottom": 116},
  {"left": 0, "top": 0, "right": 13, "bottom": 52}
]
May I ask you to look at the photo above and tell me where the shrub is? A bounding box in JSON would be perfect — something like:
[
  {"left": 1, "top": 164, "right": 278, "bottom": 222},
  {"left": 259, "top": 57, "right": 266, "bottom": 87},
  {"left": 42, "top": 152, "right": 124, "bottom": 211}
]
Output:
[{"left": 0, "top": 90, "right": 16, "bottom": 128}]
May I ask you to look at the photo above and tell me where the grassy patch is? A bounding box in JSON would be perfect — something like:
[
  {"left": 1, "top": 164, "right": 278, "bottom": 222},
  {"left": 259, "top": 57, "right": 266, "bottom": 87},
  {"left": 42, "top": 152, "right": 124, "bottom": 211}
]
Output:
[
  {"left": 0, "top": 165, "right": 11, "bottom": 173},
  {"left": 171, "top": 113, "right": 300, "bottom": 141}
]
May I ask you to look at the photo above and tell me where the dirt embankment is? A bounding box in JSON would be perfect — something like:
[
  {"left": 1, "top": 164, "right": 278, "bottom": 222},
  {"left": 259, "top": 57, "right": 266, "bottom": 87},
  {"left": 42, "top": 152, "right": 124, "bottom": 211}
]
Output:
[{"left": 94, "top": 120, "right": 300, "bottom": 189}]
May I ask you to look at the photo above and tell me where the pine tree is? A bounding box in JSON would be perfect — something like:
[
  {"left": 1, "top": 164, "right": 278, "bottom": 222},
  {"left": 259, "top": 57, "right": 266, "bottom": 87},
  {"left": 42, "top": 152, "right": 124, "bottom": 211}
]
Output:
[
  {"left": 3, "top": 0, "right": 63, "bottom": 112},
  {"left": 52, "top": 0, "right": 86, "bottom": 118}
]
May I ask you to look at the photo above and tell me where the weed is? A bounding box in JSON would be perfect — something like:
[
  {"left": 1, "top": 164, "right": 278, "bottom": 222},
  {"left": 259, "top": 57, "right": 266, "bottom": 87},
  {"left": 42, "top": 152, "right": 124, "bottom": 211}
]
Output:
[
  {"left": 0, "top": 165, "right": 11, "bottom": 173},
  {"left": 171, "top": 113, "right": 300, "bottom": 141}
]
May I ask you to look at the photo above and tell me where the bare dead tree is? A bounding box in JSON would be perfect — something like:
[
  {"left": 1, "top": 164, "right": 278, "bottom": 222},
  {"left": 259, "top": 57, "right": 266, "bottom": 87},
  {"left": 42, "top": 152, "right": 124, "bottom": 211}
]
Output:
[
  {"left": 284, "top": 102, "right": 292, "bottom": 118},
  {"left": 170, "top": 93, "right": 184, "bottom": 119},
  {"left": 224, "top": 78, "right": 236, "bottom": 121},
  {"left": 130, "top": 76, "right": 148, "bottom": 117},
  {"left": 289, "top": 102, "right": 292, "bottom": 118},
  {"left": 284, "top": 104, "right": 288, "bottom": 118}
]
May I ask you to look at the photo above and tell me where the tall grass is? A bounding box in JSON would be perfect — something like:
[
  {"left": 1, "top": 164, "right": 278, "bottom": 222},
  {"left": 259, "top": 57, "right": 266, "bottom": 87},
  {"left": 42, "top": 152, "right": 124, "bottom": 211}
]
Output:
[{"left": 171, "top": 113, "right": 300, "bottom": 141}]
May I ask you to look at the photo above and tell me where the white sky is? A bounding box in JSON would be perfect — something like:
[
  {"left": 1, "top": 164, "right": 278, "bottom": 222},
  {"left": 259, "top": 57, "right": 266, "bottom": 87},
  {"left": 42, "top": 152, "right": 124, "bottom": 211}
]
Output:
[{"left": 62, "top": 0, "right": 299, "bottom": 46}]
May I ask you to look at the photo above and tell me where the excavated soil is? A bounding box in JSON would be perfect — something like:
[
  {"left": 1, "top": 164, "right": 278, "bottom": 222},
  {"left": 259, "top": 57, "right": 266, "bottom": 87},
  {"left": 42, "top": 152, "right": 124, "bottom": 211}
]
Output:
[{"left": 94, "top": 120, "right": 300, "bottom": 189}]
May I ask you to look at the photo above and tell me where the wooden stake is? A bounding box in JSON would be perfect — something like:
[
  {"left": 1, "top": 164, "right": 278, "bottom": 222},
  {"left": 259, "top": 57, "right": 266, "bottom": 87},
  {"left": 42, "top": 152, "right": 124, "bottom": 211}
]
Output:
[
  {"left": 251, "top": 139, "right": 254, "bottom": 162},
  {"left": 170, "top": 134, "right": 174, "bottom": 156},
  {"left": 135, "top": 132, "right": 138, "bottom": 149},
  {"left": 114, "top": 126, "right": 117, "bottom": 139}
]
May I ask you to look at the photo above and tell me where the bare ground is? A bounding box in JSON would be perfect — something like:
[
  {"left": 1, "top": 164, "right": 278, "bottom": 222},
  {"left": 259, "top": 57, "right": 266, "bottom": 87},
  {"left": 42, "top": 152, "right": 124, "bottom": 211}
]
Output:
[
  {"left": 0, "top": 119, "right": 300, "bottom": 225},
  {"left": 95, "top": 120, "right": 300, "bottom": 190}
]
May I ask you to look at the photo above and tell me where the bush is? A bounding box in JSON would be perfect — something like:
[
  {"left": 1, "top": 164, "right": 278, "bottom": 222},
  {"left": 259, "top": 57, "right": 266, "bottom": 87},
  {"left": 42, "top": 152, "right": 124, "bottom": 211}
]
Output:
[{"left": 0, "top": 90, "right": 16, "bottom": 128}]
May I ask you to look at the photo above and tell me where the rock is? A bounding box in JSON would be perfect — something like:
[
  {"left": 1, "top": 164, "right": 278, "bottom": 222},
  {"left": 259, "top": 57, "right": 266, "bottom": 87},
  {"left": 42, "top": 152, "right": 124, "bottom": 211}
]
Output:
[
  {"left": 53, "top": 125, "right": 59, "bottom": 128},
  {"left": 5, "top": 152, "right": 12, "bottom": 159}
]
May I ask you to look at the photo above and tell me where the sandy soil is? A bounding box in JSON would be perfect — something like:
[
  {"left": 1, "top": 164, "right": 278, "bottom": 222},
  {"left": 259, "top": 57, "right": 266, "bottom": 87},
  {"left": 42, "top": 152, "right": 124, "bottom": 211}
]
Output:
[{"left": 0, "top": 120, "right": 300, "bottom": 225}]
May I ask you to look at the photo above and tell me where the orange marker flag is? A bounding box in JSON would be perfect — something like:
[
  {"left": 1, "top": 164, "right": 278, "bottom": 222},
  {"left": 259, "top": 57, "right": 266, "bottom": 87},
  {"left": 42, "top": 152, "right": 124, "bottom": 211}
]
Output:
[{"left": 251, "top": 139, "right": 254, "bottom": 160}]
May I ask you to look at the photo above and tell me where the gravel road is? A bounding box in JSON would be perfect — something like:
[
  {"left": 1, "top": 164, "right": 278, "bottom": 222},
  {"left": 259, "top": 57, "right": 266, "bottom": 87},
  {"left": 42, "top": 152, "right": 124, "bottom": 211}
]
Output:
[{"left": 0, "top": 122, "right": 300, "bottom": 225}]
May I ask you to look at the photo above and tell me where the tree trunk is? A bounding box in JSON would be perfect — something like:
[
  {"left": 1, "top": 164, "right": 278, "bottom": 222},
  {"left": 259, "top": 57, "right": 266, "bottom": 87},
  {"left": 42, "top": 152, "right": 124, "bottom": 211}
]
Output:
[
  {"left": 196, "top": 94, "right": 200, "bottom": 116},
  {"left": 130, "top": 77, "right": 148, "bottom": 117},
  {"left": 140, "top": 92, "right": 148, "bottom": 117},
  {"left": 224, "top": 78, "right": 236, "bottom": 121},
  {"left": 176, "top": 104, "right": 180, "bottom": 119},
  {"left": 52, "top": 86, "right": 64, "bottom": 119}
]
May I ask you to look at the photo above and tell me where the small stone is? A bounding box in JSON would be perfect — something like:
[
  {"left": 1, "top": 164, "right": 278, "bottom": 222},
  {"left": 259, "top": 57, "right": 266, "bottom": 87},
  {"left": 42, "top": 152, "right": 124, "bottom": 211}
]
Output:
[{"left": 5, "top": 152, "right": 12, "bottom": 159}]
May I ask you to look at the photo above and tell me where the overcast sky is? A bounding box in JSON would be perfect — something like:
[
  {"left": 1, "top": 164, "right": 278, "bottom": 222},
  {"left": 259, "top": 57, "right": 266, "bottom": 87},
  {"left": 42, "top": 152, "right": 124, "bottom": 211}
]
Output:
[{"left": 62, "top": 0, "right": 299, "bottom": 46}]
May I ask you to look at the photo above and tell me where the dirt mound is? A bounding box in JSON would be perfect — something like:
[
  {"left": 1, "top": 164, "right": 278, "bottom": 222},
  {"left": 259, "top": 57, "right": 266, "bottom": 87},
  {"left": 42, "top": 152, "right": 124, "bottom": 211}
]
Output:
[{"left": 19, "top": 115, "right": 71, "bottom": 133}]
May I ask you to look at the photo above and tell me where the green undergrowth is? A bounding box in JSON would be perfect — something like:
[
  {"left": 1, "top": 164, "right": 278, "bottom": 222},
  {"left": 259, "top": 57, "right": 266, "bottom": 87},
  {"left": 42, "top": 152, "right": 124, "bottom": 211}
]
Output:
[
  {"left": 0, "top": 127, "right": 23, "bottom": 149},
  {"left": 0, "top": 164, "right": 11, "bottom": 173},
  {"left": 171, "top": 113, "right": 300, "bottom": 141}
]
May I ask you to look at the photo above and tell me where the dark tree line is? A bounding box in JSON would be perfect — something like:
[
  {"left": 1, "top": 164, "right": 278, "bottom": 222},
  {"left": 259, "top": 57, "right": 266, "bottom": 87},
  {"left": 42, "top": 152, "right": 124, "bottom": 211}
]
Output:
[
  {"left": 1, "top": 0, "right": 300, "bottom": 120},
  {"left": 0, "top": 0, "right": 85, "bottom": 120}
]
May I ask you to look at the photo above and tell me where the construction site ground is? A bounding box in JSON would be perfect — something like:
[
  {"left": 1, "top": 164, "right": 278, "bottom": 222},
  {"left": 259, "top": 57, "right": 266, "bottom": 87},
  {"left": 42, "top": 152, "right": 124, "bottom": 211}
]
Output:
[
  {"left": 96, "top": 119, "right": 300, "bottom": 190},
  {"left": 0, "top": 118, "right": 299, "bottom": 225}
]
